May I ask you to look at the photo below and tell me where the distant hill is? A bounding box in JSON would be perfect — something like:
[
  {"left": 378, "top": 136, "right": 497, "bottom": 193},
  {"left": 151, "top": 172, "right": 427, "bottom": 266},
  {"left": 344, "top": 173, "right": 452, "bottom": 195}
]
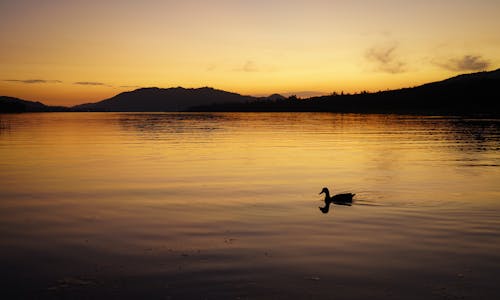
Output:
[
  {"left": 266, "top": 94, "right": 288, "bottom": 101},
  {"left": 2, "top": 69, "right": 499, "bottom": 114},
  {"left": 71, "top": 87, "right": 258, "bottom": 112},
  {"left": 191, "top": 69, "right": 500, "bottom": 115},
  {"left": 0, "top": 96, "right": 67, "bottom": 113}
]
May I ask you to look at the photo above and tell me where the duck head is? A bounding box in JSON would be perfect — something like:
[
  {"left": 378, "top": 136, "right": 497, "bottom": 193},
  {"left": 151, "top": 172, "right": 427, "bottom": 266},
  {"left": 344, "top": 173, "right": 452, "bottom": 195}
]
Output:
[{"left": 319, "top": 187, "right": 329, "bottom": 195}]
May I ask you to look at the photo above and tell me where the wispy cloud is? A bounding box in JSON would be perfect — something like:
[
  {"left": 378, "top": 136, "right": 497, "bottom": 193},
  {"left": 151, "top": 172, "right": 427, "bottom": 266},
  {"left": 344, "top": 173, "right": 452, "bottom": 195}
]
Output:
[
  {"left": 74, "top": 81, "right": 106, "bottom": 86},
  {"left": 4, "top": 79, "right": 62, "bottom": 84},
  {"left": 235, "top": 60, "right": 260, "bottom": 72},
  {"left": 435, "top": 55, "right": 490, "bottom": 72},
  {"left": 365, "top": 45, "right": 406, "bottom": 74},
  {"left": 206, "top": 64, "right": 216, "bottom": 72},
  {"left": 119, "top": 85, "right": 141, "bottom": 88},
  {"left": 234, "top": 60, "right": 278, "bottom": 73}
]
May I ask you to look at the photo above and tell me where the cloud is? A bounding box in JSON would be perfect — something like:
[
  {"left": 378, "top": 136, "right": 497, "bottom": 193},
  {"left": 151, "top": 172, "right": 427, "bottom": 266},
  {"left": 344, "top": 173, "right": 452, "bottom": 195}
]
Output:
[
  {"left": 365, "top": 45, "right": 406, "bottom": 74},
  {"left": 235, "top": 60, "right": 259, "bottom": 72},
  {"left": 73, "top": 81, "right": 106, "bottom": 86},
  {"left": 119, "top": 85, "right": 141, "bottom": 88},
  {"left": 4, "top": 79, "right": 62, "bottom": 84},
  {"left": 233, "top": 60, "right": 278, "bottom": 73},
  {"left": 436, "top": 55, "right": 490, "bottom": 72}
]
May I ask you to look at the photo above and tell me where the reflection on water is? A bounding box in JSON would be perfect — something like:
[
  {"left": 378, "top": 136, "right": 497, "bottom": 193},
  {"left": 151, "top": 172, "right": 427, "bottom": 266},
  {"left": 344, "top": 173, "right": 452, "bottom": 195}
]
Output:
[{"left": 1, "top": 112, "right": 500, "bottom": 299}]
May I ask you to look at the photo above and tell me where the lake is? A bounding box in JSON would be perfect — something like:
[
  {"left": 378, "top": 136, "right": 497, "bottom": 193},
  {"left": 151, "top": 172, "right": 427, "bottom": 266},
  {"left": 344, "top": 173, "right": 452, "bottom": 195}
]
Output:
[{"left": 1, "top": 112, "right": 499, "bottom": 299}]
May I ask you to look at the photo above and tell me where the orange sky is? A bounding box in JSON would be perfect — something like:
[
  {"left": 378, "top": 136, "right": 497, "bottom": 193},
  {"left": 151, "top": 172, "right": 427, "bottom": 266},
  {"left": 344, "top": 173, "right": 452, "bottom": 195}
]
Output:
[{"left": 1, "top": 0, "right": 499, "bottom": 106}]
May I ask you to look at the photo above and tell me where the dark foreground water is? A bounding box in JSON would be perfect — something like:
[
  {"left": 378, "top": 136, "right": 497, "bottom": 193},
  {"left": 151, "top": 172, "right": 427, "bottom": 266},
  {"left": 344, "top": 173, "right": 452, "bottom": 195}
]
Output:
[{"left": 1, "top": 113, "right": 499, "bottom": 299}]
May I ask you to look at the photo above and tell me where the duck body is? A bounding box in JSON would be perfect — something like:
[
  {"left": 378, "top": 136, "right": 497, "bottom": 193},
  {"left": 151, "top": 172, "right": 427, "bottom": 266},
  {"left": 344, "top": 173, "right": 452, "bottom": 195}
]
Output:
[
  {"left": 320, "top": 187, "right": 354, "bottom": 205},
  {"left": 330, "top": 193, "right": 355, "bottom": 203}
]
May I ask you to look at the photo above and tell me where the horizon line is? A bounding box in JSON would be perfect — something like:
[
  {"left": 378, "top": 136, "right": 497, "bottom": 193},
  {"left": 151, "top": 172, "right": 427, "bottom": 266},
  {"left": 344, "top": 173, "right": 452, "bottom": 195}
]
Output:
[{"left": 1, "top": 68, "right": 499, "bottom": 107}]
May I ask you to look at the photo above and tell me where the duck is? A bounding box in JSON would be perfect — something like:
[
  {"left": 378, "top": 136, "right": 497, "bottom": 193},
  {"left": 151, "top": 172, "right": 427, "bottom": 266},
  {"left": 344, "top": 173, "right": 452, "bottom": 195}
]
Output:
[{"left": 319, "top": 187, "right": 355, "bottom": 205}]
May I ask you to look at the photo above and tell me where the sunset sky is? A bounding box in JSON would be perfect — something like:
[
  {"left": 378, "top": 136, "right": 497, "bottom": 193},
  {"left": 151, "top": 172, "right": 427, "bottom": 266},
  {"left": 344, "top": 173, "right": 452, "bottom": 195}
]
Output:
[{"left": 1, "top": 0, "right": 499, "bottom": 106}]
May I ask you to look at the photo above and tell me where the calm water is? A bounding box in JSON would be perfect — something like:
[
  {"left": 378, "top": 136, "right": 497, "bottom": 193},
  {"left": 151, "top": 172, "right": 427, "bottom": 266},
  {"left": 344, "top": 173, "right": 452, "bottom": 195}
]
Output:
[{"left": 1, "top": 113, "right": 500, "bottom": 299}]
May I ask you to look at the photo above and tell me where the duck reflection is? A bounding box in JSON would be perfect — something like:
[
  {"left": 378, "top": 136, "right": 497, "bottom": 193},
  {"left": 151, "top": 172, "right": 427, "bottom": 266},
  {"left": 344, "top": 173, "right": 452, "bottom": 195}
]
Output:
[{"left": 319, "top": 187, "right": 355, "bottom": 214}]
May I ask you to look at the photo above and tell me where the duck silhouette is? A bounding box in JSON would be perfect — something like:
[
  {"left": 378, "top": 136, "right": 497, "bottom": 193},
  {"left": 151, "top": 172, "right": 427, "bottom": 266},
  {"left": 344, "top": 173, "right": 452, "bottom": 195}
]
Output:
[{"left": 319, "top": 187, "right": 355, "bottom": 213}]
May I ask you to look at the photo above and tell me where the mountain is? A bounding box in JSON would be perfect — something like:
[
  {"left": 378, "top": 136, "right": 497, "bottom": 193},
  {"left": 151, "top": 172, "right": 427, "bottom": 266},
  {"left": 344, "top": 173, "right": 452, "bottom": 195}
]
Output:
[
  {"left": 2, "top": 69, "right": 499, "bottom": 114},
  {"left": 0, "top": 96, "right": 67, "bottom": 113},
  {"left": 191, "top": 69, "right": 500, "bottom": 114},
  {"left": 71, "top": 87, "right": 257, "bottom": 112},
  {"left": 266, "top": 94, "right": 288, "bottom": 101}
]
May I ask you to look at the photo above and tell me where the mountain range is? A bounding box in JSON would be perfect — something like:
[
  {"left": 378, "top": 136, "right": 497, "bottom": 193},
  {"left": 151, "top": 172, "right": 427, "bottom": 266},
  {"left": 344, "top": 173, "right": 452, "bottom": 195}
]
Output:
[
  {"left": 72, "top": 87, "right": 256, "bottom": 112},
  {"left": 191, "top": 69, "right": 500, "bottom": 114},
  {"left": 1, "top": 69, "right": 499, "bottom": 114},
  {"left": 0, "top": 96, "right": 67, "bottom": 113}
]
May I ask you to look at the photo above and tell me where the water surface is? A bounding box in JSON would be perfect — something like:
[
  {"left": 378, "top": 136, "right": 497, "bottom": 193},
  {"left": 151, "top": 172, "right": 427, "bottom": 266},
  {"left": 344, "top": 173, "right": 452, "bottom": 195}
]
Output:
[{"left": 1, "top": 113, "right": 499, "bottom": 299}]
